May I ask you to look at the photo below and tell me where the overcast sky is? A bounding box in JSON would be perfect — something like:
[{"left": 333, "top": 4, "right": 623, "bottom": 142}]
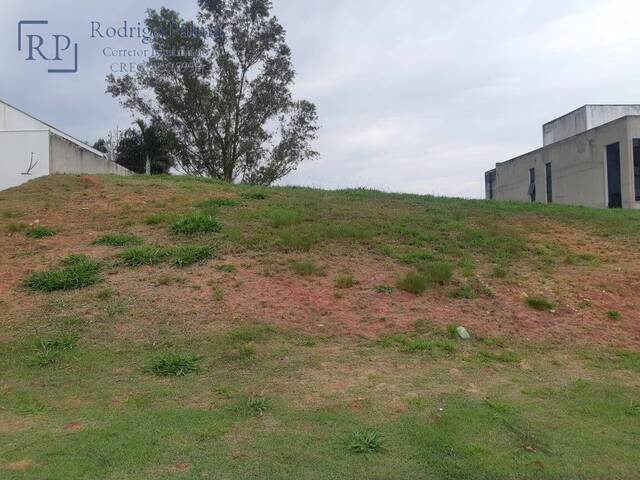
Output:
[{"left": 2, "top": 0, "right": 640, "bottom": 197}]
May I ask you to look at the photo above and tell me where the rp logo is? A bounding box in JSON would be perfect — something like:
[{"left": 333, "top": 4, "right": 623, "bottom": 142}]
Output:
[{"left": 18, "top": 20, "right": 78, "bottom": 73}]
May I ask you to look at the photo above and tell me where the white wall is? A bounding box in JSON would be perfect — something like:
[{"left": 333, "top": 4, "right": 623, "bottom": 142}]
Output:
[
  {"left": 0, "top": 102, "right": 46, "bottom": 130},
  {"left": 50, "top": 133, "right": 131, "bottom": 176},
  {"left": 0, "top": 130, "right": 50, "bottom": 191}
]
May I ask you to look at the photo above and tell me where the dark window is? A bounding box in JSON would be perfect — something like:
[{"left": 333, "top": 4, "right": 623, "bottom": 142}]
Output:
[
  {"left": 528, "top": 168, "right": 536, "bottom": 202},
  {"left": 485, "top": 170, "right": 496, "bottom": 200},
  {"left": 545, "top": 163, "right": 552, "bottom": 203},
  {"left": 606, "top": 143, "right": 622, "bottom": 208},
  {"left": 634, "top": 139, "right": 640, "bottom": 202}
]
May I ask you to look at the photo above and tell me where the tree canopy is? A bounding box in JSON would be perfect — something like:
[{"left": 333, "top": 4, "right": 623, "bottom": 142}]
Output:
[{"left": 107, "top": 0, "right": 319, "bottom": 185}]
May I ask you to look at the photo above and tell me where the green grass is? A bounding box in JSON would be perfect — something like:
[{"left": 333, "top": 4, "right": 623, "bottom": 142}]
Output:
[
  {"left": 607, "top": 309, "right": 621, "bottom": 319},
  {"left": 119, "top": 246, "right": 172, "bottom": 266},
  {"left": 93, "top": 233, "right": 143, "bottom": 247},
  {"left": 397, "top": 271, "right": 428, "bottom": 294},
  {"left": 526, "top": 296, "right": 557, "bottom": 311},
  {"left": 6, "top": 175, "right": 640, "bottom": 479},
  {"left": 172, "top": 245, "right": 215, "bottom": 267},
  {"left": 335, "top": 274, "right": 356, "bottom": 289},
  {"left": 25, "top": 226, "right": 57, "bottom": 238},
  {"left": 195, "top": 198, "right": 239, "bottom": 209},
  {"left": 348, "top": 430, "right": 384, "bottom": 454},
  {"left": 148, "top": 353, "right": 201, "bottom": 376},
  {"left": 24, "top": 255, "right": 102, "bottom": 292},
  {"left": 290, "top": 259, "right": 322, "bottom": 276},
  {"left": 170, "top": 212, "right": 221, "bottom": 235}
]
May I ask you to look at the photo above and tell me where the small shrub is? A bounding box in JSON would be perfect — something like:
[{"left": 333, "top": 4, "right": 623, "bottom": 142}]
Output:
[
  {"left": 25, "top": 226, "right": 57, "bottom": 239},
  {"left": 348, "top": 430, "right": 383, "bottom": 454},
  {"left": 291, "top": 260, "right": 322, "bottom": 276},
  {"left": 172, "top": 245, "right": 214, "bottom": 267},
  {"left": 170, "top": 213, "right": 221, "bottom": 236},
  {"left": 526, "top": 296, "right": 556, "bottom": 311},
  {"left": 149, "top": 353, "right": 201, "bottom": 376},
  {"left": 24, "top": 256, "right": 102, "bottom": 292},
  {"left": 120, "top": 246, "right": 171, "bottom": 266},
  {"left": 247, "top": 396, "right": 271, "bottom": 416},
  {"left": 447, "top": 324, "right": 459, "bottom": 339},
  {"left": 335, "top": 274, "right": 357, "bottom": 289},
  {"left": 397, "top": 271, "right": 427, "bottom": 294},
  {"left": 608, "top": 310, "right": 621, "bottom": 320},
  {"left": 93, "top": 233, "right": 143, "bottom": 247},
  {"left": 374, "top": 284, "right": 393, "bottom": 294}
]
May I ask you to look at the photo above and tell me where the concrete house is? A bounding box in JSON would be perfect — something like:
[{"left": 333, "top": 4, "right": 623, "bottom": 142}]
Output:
[
  {"left": 485, "top": 105, "right": 640, "bottom": 208},
  {"left": 0, "top": 99, "right": 131, "bottom": 191}
]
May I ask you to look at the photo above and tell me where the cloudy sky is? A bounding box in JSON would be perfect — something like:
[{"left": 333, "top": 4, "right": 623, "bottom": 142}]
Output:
[{"left": 2, "top": 0, "right": 640, "bottom": 197}]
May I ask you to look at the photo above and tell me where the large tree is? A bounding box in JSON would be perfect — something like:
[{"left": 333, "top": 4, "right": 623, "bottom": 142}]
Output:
[{"left": 106, "top": 0, "right": 319, "bottom": 185}]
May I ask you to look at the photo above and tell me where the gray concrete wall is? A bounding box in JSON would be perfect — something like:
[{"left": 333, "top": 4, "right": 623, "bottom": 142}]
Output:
[
  {"left": 0, "top": 130, "right": 50, "bottom": 190},
  {"left": 544, "top": 105, "right": 640, "bottom": 146},
  {"left": 543, "top": 106, "right": 588, "bottom": 147},
  {"left": 493, "top": 116, "right": 640, "bottom": 208},
  {"left": 49, "top": 133, "right": 131, "bottom": 176}
]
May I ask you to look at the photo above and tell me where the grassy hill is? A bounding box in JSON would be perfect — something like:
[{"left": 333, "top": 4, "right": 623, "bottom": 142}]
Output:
[{"left": 1, "top": 174, "right": 639, "bottom": 479}]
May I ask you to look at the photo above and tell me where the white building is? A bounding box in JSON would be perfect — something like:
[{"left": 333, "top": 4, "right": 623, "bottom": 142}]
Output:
[{"left": 0, "top": 99, "right": 131, "bottom": 191}]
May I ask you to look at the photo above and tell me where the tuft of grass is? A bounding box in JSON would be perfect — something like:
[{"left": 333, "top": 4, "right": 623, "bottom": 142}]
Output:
[
  {"left": 608, "top": 310, "right": 621, "bottom": 320},
  {"left": 479, "top": 349, "right": 519, "bottom": 363},
  {"left": 119, "top": 246, "right": 171, "bottom": 266},
  {"left": 96, "top": 288, "right": 114, "bottom": 300},
  {"left": 26, "top": 334, "right": 79, "bottom": 367},
  {"left": 526, "top": 296, "right": 556, "bottom": 311},
  {"left": 25, "top": 226, "right": 57, "bottom": 238},
  {"left": 195, "top": 198, "right": 238, "bottom": 209},
  {"left": 335, "top": 274, "right": 357, "bottom": 289},
  {"left": 242, "top": 192, "right": 267, "bottom": 200},
  {"left": 148, "top": 353, "right": 201, "bottom": 376},
  {"left": 144, "top": 214, "right": 166, "bottom": 225},
  {"left": 348, "top": 430, "right": 384, "bottom": 454},
  {"left": 449, "top": 285, "right": 477, "bottom": 299},
  {"left": 7, "top": 222, "right": 27, "bottom": 233},
  {"left": 1, "top": 210, "right": 23, "bottom": 218},
  {"left": 401, "top": 251, "right": 436, "bottom": 264},
  {"left": 93, "top": 233, "right": 143, "bottom": 247},
  {"left": 170, "top": 213, "right": 221, "bottom": 236},
  {"left": 24, "top": 255, "right": 102, "bottom": 292},
  {"left": 374, "top": 284, "right": 393, "bottom": 294},
  {"left": 279, "top": 229, "right": 316, "bottom": 252},
  {"left": 266, "top": 206, "right": 303, "bottom": 228},
  {"left": 172, "top": 245, "right": 215, "bottom": 267},
  {"left": 493, "top": 265, "right": 508, "bottom": 278},
  {"left": 216, "top": 263, "right": 237, "bottom": 273},
  {"left": 212, "top": 285, "right": 224, "bottom": 301},
  {"left": 247, "top": 396, "right": 271, "bottom": 416},
  {"left": 291, "top": 260, "right": 322, "bottom": 276},
  {"left": 397, "top": 271, "right": 428, "bottom": 294},
  {"left": 421, "top": 262, "right": 454, "bottom": 285}
]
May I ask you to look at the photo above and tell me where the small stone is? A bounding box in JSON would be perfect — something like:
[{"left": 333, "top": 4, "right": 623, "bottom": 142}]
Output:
[{"left": 456, "top": 326, "right": 471, "bottom": 340}]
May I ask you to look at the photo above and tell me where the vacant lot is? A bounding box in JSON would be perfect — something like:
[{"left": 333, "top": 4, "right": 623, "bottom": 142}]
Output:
[{"left": 1, "top": 175, "right": 639, "bottom": 479}]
